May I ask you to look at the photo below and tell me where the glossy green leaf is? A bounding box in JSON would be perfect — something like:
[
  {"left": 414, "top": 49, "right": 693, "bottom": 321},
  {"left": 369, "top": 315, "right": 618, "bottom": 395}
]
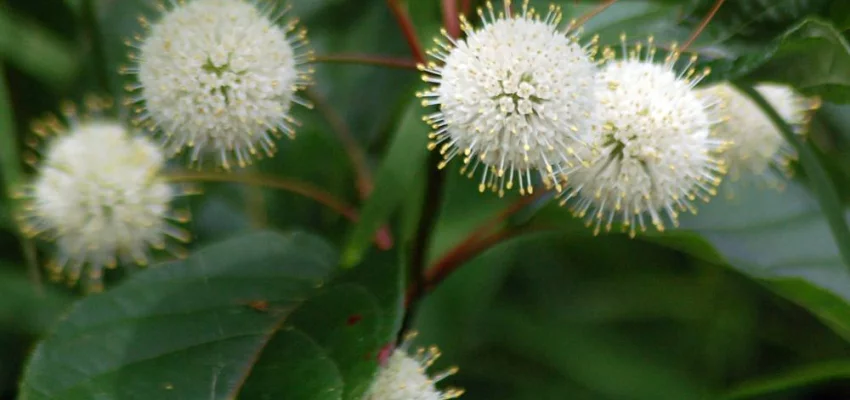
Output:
[
  {"left": 747, "top": 19, "right": 850, "bottom": 102},
  {"left": 342, "top": 100, "right": 429, "bottom": 267},
  {"left": 663, "top": 179, "right": 850, "bottom": 340},
  {"left": 19, "top": 230, "right": 402, "bottom": 400},
  {"left": 723, "top": 360, "right": 850, "bottom": 399},
  {"left": 0, "top": 8, "right": 78, "bottom": 89},
  {"left": 0, "top": 270, "right": 72, "bottom": 335}
]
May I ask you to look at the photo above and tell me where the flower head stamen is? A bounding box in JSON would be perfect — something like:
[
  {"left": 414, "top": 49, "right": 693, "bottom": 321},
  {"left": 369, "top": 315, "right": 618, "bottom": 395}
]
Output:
[
  {"left": 364, "top": 332, "right": 464, "bottom": 400},
  {"left": 16, "top": 98, "right": 193, "bottom": 292},
  {"left": 419, "top": 0, "right": 602, "bottom": 197},
  {"left": 123, "top": 0, "right": 314, "bottom": 169},
  {"left": 559, "top": 35, "right": 727, "bottom": 237},
  {"left": 698, "top": 82, "right": 819, "bottom": 193}
]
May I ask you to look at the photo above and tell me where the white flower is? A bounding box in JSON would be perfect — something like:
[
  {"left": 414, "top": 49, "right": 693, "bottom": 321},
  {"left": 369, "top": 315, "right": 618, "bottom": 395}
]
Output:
[
  {"left": 418, "top": 0, "right": 601, "bottom": 196},
  {"left": 18, "top": 101, "right": 190, "bottom": 291},
  {"left": 364, "top": 334, "right": 463, "bottom": 400},
  {"left": 698, "top": 82, "right": 817, "bottom": 190},
  {"left": 124, "top": 0, "right": 313, "bottom": 169},
  {"left": 559, "top": 37, "right": 727, "bottom": 237}
]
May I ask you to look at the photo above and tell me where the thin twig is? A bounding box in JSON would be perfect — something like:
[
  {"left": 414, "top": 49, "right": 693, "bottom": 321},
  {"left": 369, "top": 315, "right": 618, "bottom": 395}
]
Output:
[
  {"left": 386, "top": 0, "right": 426, "bottom": 63},
  {"left": 681, "top": 0, "right": 726, "bottom": 51},
  {"left": 403, "top": 192, "right": 546, "bottom": 306},
  {"left": 165, "top": 171, "right": 394, "bottom": 249},
  {"left": 399, "top": 151, "right": 446, "bottom": 335},
  {"left": 166, "top": 172, "right": 356, "bottom": 218},
  {"left": 442, "top": 0, "right": 461, "bottom": 38},
  {"left": 467, "top": 191, "right": 546, "bottom": 242},
  {"left": 304, "top": 89, "right": 396, "bottom": 250},
  {"left": 574, "top": 0, "right": 618, "bottom": 28},
  {"left": 304, "top": 88, "right": 373, "bottom": 197},
  {"left": 313, "top": 54, "right": 418, "bottom": 70}
]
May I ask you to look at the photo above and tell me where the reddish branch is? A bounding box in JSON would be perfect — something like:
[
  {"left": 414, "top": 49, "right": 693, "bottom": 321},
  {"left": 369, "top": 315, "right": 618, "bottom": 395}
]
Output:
[
  {"left": 404, "top": 191, "right": 548, "bottom": 306},
  {"left": 574, "top": 0, "right": 618, "bottom": 28},
  {"left": 386, "top": 0, "right": 426, "bottom": 63},
  {"left": 681, "top": 0, "right": 726, "bottom": 51},
  {"left": 305, "top": 89, "right": 374, "bottom": 197},
  {"left": 304, "top": 89, "right": 395, "bottom": 251},
  {"left": 166, "top": 172, "right": 393, "bottom": 250},
  {"left": 442, "top": 0, "right": 461, "bottom": 38},
  {"left": 312, "top": 54, "right": 418, "bottom": 70},
  {"left": 461, "top": 0, "right": 472, "bottom": 16}
]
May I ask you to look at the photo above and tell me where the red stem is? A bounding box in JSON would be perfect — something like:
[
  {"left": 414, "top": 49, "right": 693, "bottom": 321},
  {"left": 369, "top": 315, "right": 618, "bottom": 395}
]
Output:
[
  {"left": 574, "top": 0, "right": 618, "bottom": 28},
  {"left": 312, "top": 54, "right": 419, "bottom": 70},
  {"left": 681, "top": 0, "right": 726, "bottom": 51},
  {"left": 403, "top": 192, "right": 547, "bottom": 305},
  {"left": 304, "top": 89, "right": 395, "bottom": 251},
  {"left": 468, "top": 191, "right": 546, "bottom": 242},
  {"left": 442, "top": 0, "right": 461, "bottom": 38},
  {"left": 166, "top": 172, "right": 393, "bottom": 250},
  {"left": 461, "top": 0, "right": 472, "bottom": 16},
  {"left": 305, "top": 88, "right": 374, "bottom": 197},
  {"left": 386, "top": 0, "right": 426, "bottom": 63}
]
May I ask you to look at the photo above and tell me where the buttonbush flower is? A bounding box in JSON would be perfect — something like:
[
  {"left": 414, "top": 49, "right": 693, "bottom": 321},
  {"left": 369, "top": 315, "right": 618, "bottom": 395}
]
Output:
[
  {"left": 418, "top": 0, "right": 602, "bottom": 196},
  {"left": 124, "top": 0, "right": 313, "bottom": 169},
  {"left": 17, "top": 98, "right": 192, "bottom": 291},
  {"left": 699, "top": 82, "right": 818, "bottom": 191},
  {"left": 559, "top": 36, "right": 727, "bottom": 237},
  {"left": 364, "top": 333, "right": 464, "bottom": 400}
]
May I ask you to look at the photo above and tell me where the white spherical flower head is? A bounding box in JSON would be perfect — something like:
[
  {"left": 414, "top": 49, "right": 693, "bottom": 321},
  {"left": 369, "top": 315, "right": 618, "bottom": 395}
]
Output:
[
  {"left": 418, "top": 0, "right": 602, "bottom": 197},
  {"left": 560, "top": 37, "right": 727, "bottom": 237},
  {"left": 699, "top": 82, "right": 818, "bottom": 190},
  {"left": 20, "top": 109, "right": 191, "bottom": 291},
  {"left": 127, "top": 0, "right": 313, "bottom": 169},
  {"left": 364, "top": 335, "right": 464, "bottom": 400}
]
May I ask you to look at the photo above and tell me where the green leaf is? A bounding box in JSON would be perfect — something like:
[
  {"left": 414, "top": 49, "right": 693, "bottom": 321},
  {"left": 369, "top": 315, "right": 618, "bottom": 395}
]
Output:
[
  {"left": 723, "top": 360, "right": 850, "bottom": 399},
  {"left": 0, "top": 270, "right": 72, "bottom": 335},
  {"left": 19, "top": 230, "right": 403, "bottom": 400},
  {"left": 662, "top": 179, "right": 850, "bottom": 340},
  {"left": 0, "top": 8, "right": 78, "bottom": 89},
  {"left": 746, "top": 19, "right": 850, "bottom": 102},
  {"left": 342, "top": 99, "right": 429, "bottom": 267}
]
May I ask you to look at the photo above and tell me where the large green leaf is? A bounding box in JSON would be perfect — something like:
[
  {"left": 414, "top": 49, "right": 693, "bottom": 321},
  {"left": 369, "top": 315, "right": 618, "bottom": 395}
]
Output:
[
  {"left": 342, "top": 100, "right": 429, "bottom": 267},
  {"left": 19, "top": 231, "right": 402, "bottom": 400},
  {"left": 659, "top": 179, "right": 850, "bottom": 340},
  {"left": 0, "top": 270, "right": 72, "bottom": 335},
  {"left": 744, "top": 19, "right": 850, "bottom": 102}
]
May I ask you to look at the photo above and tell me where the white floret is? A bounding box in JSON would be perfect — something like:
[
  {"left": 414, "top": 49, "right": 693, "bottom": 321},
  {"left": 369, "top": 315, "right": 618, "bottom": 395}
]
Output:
[
  {"left": 20, "top": 113, "right": 189, "bottom": 290},
  {"left": 364, "top": 336, "right": 463, "bottom": 400},
  {"left": 419, "top": 0, "right": 602, "bottom": 196},
  {"left": 560, "top": 37, "right": 727, "bottom": 237},
  {"left": 699, "top": 82, "right": 817, "bottom": 191},
  {"left": 127, "top": 0, "right": 313, "bottom": 169}
]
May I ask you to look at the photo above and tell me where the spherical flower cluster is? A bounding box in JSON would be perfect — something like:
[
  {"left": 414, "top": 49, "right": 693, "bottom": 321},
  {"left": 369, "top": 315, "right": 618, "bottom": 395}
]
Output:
[
  {"left": 364, "top": 335, "right": 464, "bottom": 400},
  {"left": 418, "top": 0, "right": 602, "bottom": 196},
  {"left": 18, "top": 102, "right": 190, "bottom": 291},
  {"left": 698, "top": 82, "right": 817, "bottom": 191},
  {"left": 125, "top": 0, "right": 313, "bottom": 169},
  {"left": 559, "top": 37, "right": 727, "bottom": 237}
]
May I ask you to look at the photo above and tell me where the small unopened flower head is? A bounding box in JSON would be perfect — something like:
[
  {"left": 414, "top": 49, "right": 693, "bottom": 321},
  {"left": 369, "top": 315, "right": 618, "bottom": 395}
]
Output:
[
  {"left": 699, "top": 82, "right": 818, "bottom": 191},
  {"left": 364, "top": 333, "right": 464, "bottom": 400},
  {"left": 17, "top": 99, "right": 192, "bottom": 291},
  {"left": 418, "top": 0, "right": 602, "bottom": 197},
  {"left": 559, "top": 36, "right": 727, "bottom": 237},
  {"left": 124, "top": 0, "right": 313, "bottom": 169}
]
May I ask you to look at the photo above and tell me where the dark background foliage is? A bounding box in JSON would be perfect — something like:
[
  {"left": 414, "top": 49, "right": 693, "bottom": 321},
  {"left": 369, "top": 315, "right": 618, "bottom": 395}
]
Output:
[{"left": 5, "top": 0, "right": 850, "bottom": 399}]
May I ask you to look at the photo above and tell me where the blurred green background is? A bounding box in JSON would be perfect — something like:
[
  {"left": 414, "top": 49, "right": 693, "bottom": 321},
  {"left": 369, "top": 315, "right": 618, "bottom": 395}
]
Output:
[{"left": 5, "top": 0, "right": 850, "bottom": 399}]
